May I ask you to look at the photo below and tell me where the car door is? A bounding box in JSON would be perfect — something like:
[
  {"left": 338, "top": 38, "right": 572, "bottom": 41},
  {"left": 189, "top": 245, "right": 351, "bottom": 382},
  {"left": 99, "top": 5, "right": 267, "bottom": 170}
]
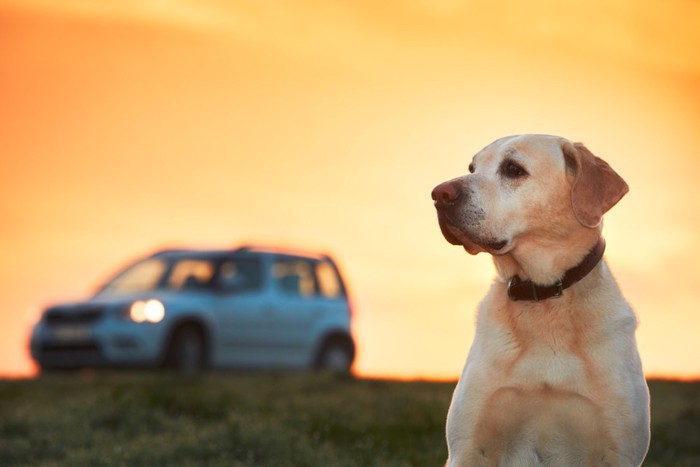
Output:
[
  {"left": 212, "top": 254, "right": 278, "bottom": 368},
  {"left": 264, "top": 256, "right": 321, "bottom": 366}
]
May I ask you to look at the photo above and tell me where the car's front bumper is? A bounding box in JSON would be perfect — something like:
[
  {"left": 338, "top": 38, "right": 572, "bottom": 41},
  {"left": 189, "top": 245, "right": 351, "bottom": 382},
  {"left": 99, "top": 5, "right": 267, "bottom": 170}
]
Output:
[{"left": 30, "top": 318, "right": 168, "bottom": 370}]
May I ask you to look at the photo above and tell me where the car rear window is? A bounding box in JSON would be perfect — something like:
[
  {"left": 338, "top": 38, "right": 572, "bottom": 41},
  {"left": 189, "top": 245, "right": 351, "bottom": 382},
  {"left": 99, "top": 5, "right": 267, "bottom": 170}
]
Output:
[{"left": 316, "top": 261, "right": 343, "bottom": 298}]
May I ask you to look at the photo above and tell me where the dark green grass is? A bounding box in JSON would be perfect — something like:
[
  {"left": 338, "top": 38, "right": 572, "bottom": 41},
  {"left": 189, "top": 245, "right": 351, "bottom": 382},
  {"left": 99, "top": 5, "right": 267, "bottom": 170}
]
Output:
[
  {"left": 0, "top": 372, "right": 451, "bottom": 467},
  {"left": 644, "top": 379, "right": 700, "bottom": 467},
  {"left": 0, "top": 374, "right": 697, "bottom": 466}
]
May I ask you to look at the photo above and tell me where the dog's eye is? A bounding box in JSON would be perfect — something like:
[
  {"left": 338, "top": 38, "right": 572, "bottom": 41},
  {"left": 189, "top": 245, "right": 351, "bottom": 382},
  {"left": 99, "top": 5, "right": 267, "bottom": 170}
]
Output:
[
  {"left": 468, "top": 163, "right": 475, "bottom": 174},
  {"left": 501, "top": 160, "right": 528, "bottom": 179}
]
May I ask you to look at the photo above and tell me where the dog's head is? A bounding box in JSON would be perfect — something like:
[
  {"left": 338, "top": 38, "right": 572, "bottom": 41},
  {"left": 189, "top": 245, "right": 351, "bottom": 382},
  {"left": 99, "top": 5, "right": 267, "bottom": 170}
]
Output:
[{"left": 432, "top": 135, "right": 628, "bottom": 260}]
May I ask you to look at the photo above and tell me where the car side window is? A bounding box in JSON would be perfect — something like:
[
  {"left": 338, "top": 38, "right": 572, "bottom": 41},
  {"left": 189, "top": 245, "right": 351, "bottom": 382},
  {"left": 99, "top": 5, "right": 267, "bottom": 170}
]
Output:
[
  {"left": 169, "top": 260, "right": 215, "bottom": 290},
  {"left": 217, "top": 257, "right": 263, "bottom": 293},
  {"left": 272, "top": 259, "right": 316, "bottom": 298}
]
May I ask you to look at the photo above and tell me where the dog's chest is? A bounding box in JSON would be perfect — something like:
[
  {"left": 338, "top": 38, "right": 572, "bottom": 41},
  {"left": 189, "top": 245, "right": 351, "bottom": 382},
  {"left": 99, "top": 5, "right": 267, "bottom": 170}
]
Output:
[
  {"left": 484, "top": 299, "right": 603, "bottom": 386},
  {"left": 446, "top": 300, "right": 614, "bottom": 465}
]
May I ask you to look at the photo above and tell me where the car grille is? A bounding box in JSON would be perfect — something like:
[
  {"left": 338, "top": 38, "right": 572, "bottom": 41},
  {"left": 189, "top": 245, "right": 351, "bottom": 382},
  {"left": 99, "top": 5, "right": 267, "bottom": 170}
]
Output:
[
  {"left": 36, "top": 342, "right": 104, "bottom": 369},
  {"left": 44, "top": 305, "right": 106, "bottom": 325},
  {"left": 40, "top": 342, "right": 100, "bottom": 353}
]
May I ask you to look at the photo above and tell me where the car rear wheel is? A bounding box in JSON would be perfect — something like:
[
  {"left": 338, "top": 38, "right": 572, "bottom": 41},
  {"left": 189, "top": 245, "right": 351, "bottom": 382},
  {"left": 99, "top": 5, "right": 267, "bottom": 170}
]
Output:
[
  {"left": 315, "top": 339, "right": 354, "bottom": 372},
  {"left": 166, "top": 326, "right": 206, "bottom": 374}
]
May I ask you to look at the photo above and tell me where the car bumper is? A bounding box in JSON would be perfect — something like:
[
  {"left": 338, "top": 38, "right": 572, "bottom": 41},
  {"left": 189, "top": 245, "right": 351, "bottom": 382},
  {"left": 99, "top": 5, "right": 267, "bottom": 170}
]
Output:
[{"left": 30, "top": 320, "right": 168, "bottom": 370}]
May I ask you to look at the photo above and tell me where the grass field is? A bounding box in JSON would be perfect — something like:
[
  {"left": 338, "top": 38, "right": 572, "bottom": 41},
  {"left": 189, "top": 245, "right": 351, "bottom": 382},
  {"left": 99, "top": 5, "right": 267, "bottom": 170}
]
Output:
[{"left": 0, "top": 373, "right": 697, "bottom": 466}]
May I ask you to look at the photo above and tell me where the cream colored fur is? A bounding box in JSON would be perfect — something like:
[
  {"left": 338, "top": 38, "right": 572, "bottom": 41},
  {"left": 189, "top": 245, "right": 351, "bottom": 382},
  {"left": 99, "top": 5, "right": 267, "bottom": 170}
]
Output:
[{"left": 433, "top": 135, "right": 649, "bottom": 466}]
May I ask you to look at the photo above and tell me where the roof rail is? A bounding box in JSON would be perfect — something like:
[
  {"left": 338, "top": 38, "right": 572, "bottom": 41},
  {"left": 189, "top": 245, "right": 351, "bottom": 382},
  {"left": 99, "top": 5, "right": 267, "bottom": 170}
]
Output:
[
  {"left": 151, "top": 248, "right": 196, "bottom": 257},
  {"left": 233, "top": 244, "right": 331, "bottom": 261}
]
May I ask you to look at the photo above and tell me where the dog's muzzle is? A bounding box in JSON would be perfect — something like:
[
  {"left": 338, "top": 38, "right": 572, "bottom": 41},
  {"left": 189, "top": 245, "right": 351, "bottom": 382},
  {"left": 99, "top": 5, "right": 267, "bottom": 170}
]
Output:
[
  {"left": 432, "top": 181, "right": 465, "bottom": 246},
  {"left": 431, "top": 180, "right": 508, "bottom": 253}
]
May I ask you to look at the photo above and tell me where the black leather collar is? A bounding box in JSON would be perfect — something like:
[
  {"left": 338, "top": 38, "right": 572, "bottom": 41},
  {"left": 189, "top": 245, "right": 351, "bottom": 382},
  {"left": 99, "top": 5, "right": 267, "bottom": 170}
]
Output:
[{"left": 507, "top": 238, "right": 606, "bottom": 302}]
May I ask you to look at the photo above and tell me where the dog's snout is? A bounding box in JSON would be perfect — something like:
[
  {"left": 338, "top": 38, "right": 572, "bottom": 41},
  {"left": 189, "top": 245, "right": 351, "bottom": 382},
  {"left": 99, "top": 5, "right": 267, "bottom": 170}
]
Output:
[{"left": 432, "top": 181, "right": 463, "bottom": 208}]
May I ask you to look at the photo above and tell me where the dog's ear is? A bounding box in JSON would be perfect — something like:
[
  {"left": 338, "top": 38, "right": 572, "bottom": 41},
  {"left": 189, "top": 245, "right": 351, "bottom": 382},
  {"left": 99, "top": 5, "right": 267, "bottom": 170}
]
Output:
[{"left": 562, "top": 142, "right": 629, "bottom": 228}]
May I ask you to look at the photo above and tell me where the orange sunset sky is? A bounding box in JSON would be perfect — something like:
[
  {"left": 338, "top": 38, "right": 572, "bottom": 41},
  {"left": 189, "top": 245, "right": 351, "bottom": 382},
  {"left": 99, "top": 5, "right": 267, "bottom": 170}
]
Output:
[{"left": 1, "top": 0, "right": 699, "bottom": 380}]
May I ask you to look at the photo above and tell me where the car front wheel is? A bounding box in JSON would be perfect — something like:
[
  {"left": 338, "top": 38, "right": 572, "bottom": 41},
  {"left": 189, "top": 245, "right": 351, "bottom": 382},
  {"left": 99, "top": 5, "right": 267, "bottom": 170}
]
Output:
[{"left": 165, "top": 325, "right": 206, "bottom": 374}]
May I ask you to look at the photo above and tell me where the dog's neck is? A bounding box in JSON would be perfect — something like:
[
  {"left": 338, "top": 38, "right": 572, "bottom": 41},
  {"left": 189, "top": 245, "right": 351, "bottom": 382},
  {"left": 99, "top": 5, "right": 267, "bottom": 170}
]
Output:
[
  {"left": 493, "top": 227, "right": 603, "bottom": 287},
  {"left": 507, "top": 238, "right": 606, "bottom": 301}
]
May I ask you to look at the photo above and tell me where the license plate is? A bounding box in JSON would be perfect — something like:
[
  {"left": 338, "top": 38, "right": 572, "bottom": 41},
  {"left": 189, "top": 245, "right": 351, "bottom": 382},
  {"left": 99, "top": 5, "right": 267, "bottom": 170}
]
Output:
[{"left": 52, "top": 325, "right": 92, "bottom": 342}]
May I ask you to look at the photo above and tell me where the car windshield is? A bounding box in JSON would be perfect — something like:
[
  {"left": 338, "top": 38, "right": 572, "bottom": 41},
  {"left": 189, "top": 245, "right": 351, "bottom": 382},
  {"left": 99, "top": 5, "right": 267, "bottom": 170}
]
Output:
[{"left": 95, "top": 256, "right": 217, "bottom": 297}]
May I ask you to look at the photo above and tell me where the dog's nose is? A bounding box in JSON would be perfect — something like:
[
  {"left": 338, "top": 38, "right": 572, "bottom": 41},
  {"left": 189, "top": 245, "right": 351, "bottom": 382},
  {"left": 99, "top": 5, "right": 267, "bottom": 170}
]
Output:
[{"left": 432, "top": 181, "right": 462, "bottom": 208}]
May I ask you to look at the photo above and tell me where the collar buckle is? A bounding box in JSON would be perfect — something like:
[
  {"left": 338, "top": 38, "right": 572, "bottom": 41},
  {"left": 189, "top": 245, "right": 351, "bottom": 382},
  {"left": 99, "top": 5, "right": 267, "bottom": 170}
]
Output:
[{"left": 553, "top": 279, "right": 564, "bottom": 298}]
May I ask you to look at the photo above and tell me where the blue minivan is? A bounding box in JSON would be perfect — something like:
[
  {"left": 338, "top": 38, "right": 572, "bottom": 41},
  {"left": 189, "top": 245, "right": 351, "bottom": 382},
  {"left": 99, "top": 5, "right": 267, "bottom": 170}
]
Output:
[{"left": 30, "top": 246, "right": 355, "bottom": 373}]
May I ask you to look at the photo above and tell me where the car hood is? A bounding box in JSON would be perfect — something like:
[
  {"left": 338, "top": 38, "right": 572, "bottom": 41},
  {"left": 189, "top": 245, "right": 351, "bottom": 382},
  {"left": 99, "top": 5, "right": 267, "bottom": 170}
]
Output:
[{"left": 45, "top": 290, "right": 210, "bottom": 315}]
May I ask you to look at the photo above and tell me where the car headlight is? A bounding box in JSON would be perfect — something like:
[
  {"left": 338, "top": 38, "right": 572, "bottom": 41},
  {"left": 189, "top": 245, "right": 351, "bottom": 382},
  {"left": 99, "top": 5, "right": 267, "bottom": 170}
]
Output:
[{"left": 129, "top": 299, "right": 165, "bottom": 323}]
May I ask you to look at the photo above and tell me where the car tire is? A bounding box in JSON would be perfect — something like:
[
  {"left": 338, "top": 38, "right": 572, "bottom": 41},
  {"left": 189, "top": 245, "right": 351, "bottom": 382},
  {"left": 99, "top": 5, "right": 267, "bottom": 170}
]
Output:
[
  {"left": 315, "top": 339, "right": 354, "bottom": 372},
  {"left": 166, "top": 325, "right": 206, "bottom": 374}
]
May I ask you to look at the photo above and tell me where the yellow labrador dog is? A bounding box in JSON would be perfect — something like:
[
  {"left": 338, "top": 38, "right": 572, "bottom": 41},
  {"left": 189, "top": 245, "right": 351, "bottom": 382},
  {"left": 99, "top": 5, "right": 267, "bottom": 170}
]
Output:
[{"left": 432, "top": 135, "right": 649, "bottom": 466}]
